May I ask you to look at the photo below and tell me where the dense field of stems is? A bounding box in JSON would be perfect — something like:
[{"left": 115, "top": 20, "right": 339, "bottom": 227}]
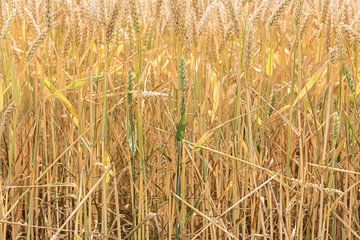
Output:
[{"left": 0, "top": 0, "right": 360, "bottom": 239}]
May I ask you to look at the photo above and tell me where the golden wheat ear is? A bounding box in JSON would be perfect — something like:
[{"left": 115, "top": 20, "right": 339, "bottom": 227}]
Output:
[{"left": 0, "top": 101, "right": 15, "bottom": 134}]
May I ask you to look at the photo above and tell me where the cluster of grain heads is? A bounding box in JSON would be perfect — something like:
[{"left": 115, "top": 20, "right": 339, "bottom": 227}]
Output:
[{"left": 0, "top": 0, "right": 360, "bottom": 239}]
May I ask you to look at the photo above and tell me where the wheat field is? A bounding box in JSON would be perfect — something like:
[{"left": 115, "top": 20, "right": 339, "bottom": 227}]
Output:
[{"left": 0, "top": 0, "right": 359, "bottom": 239}]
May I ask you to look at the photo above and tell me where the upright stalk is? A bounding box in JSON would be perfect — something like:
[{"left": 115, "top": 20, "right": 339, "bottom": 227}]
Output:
[{"left": 175, "top": 57, "right": 187, "bottom": 239}]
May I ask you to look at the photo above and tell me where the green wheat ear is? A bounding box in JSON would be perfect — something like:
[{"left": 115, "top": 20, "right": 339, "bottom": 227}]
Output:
[
  {"left": 343, "top": 64, "right": 355, "bottom": 94},
  {"left": 332, "top": 97, "right": 340, "bottom": 146},
  {"left": 176, "top": 57, "right": 187, "bottom": 142},
  {"left": 127, "top": 70, "right": 134, "bottom": 106},
  {"left": 179, "top": 57, "right": 187, "bottom": 92}
]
